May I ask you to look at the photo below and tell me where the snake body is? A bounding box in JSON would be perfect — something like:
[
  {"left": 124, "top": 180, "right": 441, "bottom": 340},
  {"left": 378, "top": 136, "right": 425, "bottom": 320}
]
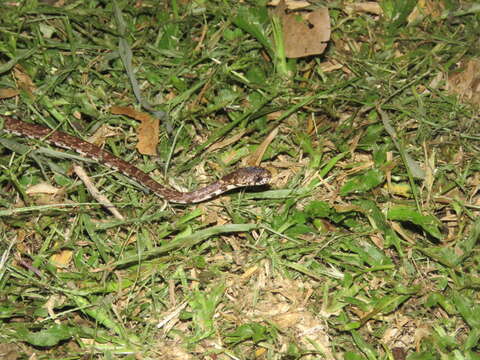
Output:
[{"left": 2, "top": 117, "right": 271, "bottom": 203}]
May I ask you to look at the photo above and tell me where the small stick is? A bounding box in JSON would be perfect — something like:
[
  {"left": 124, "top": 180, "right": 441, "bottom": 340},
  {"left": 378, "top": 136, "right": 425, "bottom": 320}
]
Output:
[{"left": 72, "top": 165, "right": 124, "bottom": 220}]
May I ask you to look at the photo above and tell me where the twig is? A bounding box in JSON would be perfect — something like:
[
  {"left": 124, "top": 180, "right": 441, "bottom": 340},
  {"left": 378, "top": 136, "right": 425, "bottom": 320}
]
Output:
[{"left": 72, "top": 165, "right": 124, "bottom": 220}]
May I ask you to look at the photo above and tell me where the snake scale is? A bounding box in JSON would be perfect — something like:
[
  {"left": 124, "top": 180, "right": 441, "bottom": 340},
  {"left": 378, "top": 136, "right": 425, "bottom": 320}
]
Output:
[{"left": 1, "top": 116, "right": 271, "bottom": 203}]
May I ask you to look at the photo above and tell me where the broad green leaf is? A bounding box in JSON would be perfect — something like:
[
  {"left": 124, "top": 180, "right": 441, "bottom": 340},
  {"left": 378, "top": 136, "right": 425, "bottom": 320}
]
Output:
[
  {"left": 340, "top": 169, "right": 384, "bottom": 196},
  {"left": 225, "top": 323, "right": 272, "bottom": 345},
  {"left": 305, "top": 200, "right": 332, "bottom": 218},
  {"left": 246, "top": 65, "right": 267, "bottom": 84},
  {"left": 325, "top": 284, "right": 362, "bottom": 314},
  {"left": 346, "top": 239, "right": 391, "bottom": 267},
  {"left": 344, "top": 352, "right": 365, "bottom": 360},
  {"left": 233, "top": 6, "right": 272, "bottom": 56},
  {"left": 457, "top": 217, "right": 480, "bottom": 262},
  {"left": 285, "top": 224, "right": 314, "bottom": 236},
  {"left": 355, "top": 199, "right": 402, "bottom": 251},
  {"left": 425, "top": 293, "right": 456, "bottom": 315},
  {"left": 380, "top": 0, "right": 417, "bottom": 30},
  {"left": 359, "top": 123, "right": 384, "bottom": 148},
  {"left": 113, "top": 223, "right": 258, "bottom": 268},
  {"left": 189, "top": 283, "right": 225, "bottom": 342},
  {"left": 70, "top": 294, "right": 140, "bottom": 343},
  {"left": 387, "top": 206, "right": 444, "bottom": 240},
  {"left": 453, "top": 292, "right": 480, "bottom": 329},
  {"left": 351, "top": 330, "right": 378, "bottom": 360},
  {"left": 407, "top": 351, "right": 439, "bottom": 360},
  {"left": 298, "top": 133, "right": 322, "bottom": 168},
  {"left": 223, "top": 28, "right": 244, "bottom": 41},
  {"left": 15, "top": 324, "right": 75, "bottom": 347},
  {"left": 464, "top": 328, "right": 480, "bottom": 351},
  {"left": 419, "top": 247, "right": 460, "bottom": 268},
  {"left": 371, "top": 294, "right": 410, "bottom": 315}
]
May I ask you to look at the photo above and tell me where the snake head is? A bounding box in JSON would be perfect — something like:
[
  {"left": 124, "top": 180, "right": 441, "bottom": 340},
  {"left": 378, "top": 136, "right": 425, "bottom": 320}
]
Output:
[{"left": 221, "top": 166, "right": 272, "bottom": 187}]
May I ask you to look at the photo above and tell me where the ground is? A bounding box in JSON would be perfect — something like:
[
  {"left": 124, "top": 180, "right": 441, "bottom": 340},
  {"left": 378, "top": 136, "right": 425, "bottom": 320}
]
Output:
[{"left": 0, "top": 1, "right": 479, "bottom": 359}]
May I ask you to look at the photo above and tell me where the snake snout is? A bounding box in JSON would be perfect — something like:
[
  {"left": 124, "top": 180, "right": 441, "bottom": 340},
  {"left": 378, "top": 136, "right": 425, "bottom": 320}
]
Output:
[
  {"left": 245, "top": 166, "right": 272, "bottom": 186},
  {"left": 221, "top": 166, "right": 271, "bottom": 188},
  {"left": 256, "top": 170, "right": 271, "bottom": 185}
]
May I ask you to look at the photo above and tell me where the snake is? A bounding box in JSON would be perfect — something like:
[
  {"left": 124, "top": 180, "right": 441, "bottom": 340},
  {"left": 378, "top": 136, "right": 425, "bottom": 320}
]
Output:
[{"left": 1, "top": 116, "right": 271, "bottom": 204}]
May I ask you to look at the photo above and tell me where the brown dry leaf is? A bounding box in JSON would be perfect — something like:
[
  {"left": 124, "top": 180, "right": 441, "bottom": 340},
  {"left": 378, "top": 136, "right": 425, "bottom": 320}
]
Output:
[
  {"left": 469, "top": 172, "right": 480, "bottom": 200},
  {"left": 369, "top": 233, "right": 384, "bottom": 249},
  {"left": 240, "top": 265, "right": 260, "bottom": 280},
  {"left": 87, "top": 124, "right": 119, "bottom": 147},
  {"left": 220, "top": 149, "right": 241, "bottom": 165},
  {"left": 135, "top": 118, "right": 159, "bottom": 155},
  {"left": 25, "top": 182, "right": 62, "bottom": 195},
  {"left": 272, "top": 311, "right": 305, "bottom": 329},
  {"left": 266, "top": 110, "right": 283, "bottom": 121},
  {"left": 319, "top": 60, "right": 343, "bottom": 73},
  {"left": 13, "top": 65, "right": 36, "bottom": 97},
  {"left": 208, "top": 130, "right": 246, "bottom": 152},
  {"left": 345, "top": 2, "right": 383, "bottom": 15},
  {"left": 268, "top": 0, "right": 310, "bottom": 10},
  {"left": 274, "top": 0, "right": 330, "bottom": 58},
  {"left": 245, "top": 277, "right": 334, "bottom": 360},
  {"left": 198, "top": 203, "right": 222, "bottom": 226},
  {"left": 0, "top": 343, "right": 20, "bottom": 360},
  {"left": 50, "top": 250, "right": 73, "bottom": 268},
  {"left": 245, "top": 126, "right": 278, "bottom": 166},
  {"left": 110, "top": 105, "right": 160, "bottom": 155},
  {"left": 24, "top": 183, "right": 67, "bottom": 205},
  {"left": 44, "top": 295, "right": 67, "bottom": 324},
  {"left": 414, "top": 323, "right": 432, "bottom": 351},
  {"left": 447, "top": 59, "right": 480, "bottom": 106},
  {"left": 385, "top": 182, "right": 412, "bottom": 197},
  {"left": 0, "top": 88, "right": 19, "bottom": 99},
  {"left": 408, "top": 0, "right": 445, "bottom": 24}
]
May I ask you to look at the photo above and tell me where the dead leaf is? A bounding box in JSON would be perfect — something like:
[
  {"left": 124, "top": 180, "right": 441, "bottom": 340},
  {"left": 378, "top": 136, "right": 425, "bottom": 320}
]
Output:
[
  {"left": 0, "top": 88, "right": 19, "bottom": 99},
  {"left": 272, "top": 311, "right": 305, "bottom": 330},
  {"left": 246, "top": 126, "right": 278, "bottom": 166},
  {"left": 266, "top": 111, "right": 283, "bottom": 121},
  {"left": 110, "top": 105, "right": 160, "bottom": 155},
  {"left": 345, "top": 2, "right": 383, "bottom": 16},
  {"left": 44, "top": 295, "right": 65, "bottom": 324},
  {"left": 408, "top": 0, "right": 445, "bottom": 24},
  {"left": 50, "top": 249, "right": 73, "bottom": 268},
  {"left": 319, "top": 60, "right": 343, "bottom": 73},
  {"left": 13, "top": 65, "right": 36, "bottom": 97},
  {"left": 0, "top": 343, "right": 20, "bottom": 360},
  {"left": 385, "top": 182, "right": 412, "bottom": 197},
  {"left": 137, "top": 116, "right": 159, "bottom": 156},
  {"left": 87, "top": 124, "right": 119, "bottom": 147},
  {"left": 220, "top": 149, "right": 241, "bottom": 165},
  {"left": 274, "top": 1, "right": 330, "bottom": 58},
  {"left": 447, "top": 58, "right": 480, "bottom": 106},
  {"left": 208, "top": 130, "right": 246, "bottom": 152},
  {"left": 26, "top": 182, "right": 62, "bottom": 195},
  {"left": 268, "top": 0, "right": 310, "bottom": 10},
  {"left": 240, "top": 265, "right": 260, "bottom": 280}
]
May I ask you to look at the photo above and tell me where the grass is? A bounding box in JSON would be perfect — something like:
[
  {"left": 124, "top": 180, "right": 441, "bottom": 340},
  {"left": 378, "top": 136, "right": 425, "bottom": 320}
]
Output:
[{"left": 1, "top": 0, "right": 480, "bottom": 359}]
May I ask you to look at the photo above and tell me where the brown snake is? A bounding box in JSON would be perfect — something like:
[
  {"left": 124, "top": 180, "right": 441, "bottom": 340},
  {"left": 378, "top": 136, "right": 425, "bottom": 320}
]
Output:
[{"left": 1, "top": 117, "right": 271, "bottom": 203}]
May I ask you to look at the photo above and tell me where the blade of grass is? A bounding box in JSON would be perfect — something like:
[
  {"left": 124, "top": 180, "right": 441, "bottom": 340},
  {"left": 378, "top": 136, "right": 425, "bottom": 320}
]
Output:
[{"left": 111, "top": 223, "right": 258, "bottom": 268}]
